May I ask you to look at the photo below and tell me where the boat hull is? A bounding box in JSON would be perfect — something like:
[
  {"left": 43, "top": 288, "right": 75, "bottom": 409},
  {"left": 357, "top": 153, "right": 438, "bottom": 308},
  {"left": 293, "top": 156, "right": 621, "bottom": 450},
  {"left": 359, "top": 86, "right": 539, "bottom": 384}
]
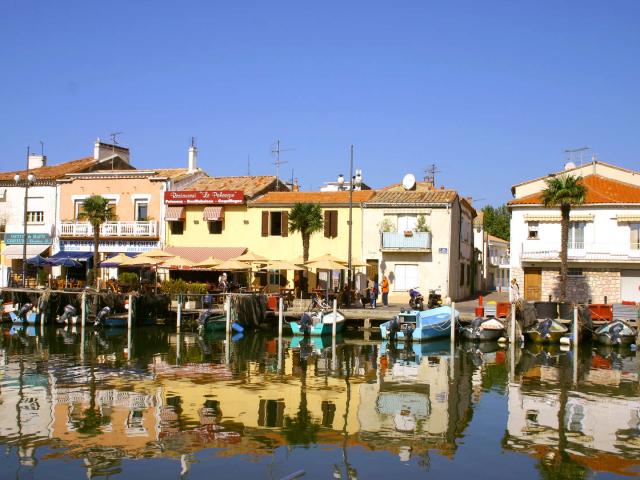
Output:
[
  {"left": 9, "top": 312, "right": 39, "bottom": 324},
  {"left": 380, "top": 319, "right": 451, "bottom": 341},
  {"left": 103, "top": 316, "right": 127, "bottom": 328},
  {"left": 594, "top": 320, "right": 637, "bottom": 346},
  {"left": 459, "top": 327, "right": 504, "bottom": 342},
  {"left": 525, "top": 331, "right": 565, "bottom": 344},
  {"left": 290, "top": 319, "right": 345, "bottom": 336}
]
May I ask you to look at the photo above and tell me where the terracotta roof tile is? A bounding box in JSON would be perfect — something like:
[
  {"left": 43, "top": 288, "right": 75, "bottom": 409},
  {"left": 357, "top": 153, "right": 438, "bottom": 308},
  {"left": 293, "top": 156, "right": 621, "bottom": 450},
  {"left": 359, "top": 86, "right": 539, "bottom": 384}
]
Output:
[
  {"left": 487, "top": 234, "right": 508, "bottom": 243},
  {"left": 367, "top": 190, "right": 457, "bottom": 205},
  {"left": 0, "top": 156, "right": 96, "bottom": 181},
  {"left": 251, "top": 190, "right": 375, "bottom": 205},
  {"left": 153, "top": 168, "right": 193, "bottom": 182},
  {"left": 380, "top": 181, "right": 437, "bottom": 192},
  {"left": 189, "top": 176, "right": 282, "bottom": 199},
  {"left": 509, "top": 174, "right": 640, "bottom": 205}
]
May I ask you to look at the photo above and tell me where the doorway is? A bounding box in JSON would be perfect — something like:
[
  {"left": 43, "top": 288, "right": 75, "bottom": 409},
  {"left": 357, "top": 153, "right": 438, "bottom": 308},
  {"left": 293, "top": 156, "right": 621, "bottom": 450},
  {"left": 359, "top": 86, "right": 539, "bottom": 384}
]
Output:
[{"left": 524, "top": 268, "right": 542, "bottom": 301}]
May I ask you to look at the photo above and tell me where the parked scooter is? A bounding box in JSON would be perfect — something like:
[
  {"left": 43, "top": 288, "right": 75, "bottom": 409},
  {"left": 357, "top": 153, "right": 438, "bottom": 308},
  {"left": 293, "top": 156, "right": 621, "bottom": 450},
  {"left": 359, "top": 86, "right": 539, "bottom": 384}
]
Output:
[
  {"left": 408, "top": 288, "right": 425, "bottom": 311},
  {"left": 427, "top": 289, "right": 442, "bottom": 309}
]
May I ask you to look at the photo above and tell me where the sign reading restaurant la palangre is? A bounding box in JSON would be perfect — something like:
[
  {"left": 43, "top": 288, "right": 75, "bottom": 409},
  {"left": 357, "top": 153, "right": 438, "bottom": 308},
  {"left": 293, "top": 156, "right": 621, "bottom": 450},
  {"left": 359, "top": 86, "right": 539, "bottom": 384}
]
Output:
[{"left": 164, "top": 190, "right": 244, "bottom": 205}]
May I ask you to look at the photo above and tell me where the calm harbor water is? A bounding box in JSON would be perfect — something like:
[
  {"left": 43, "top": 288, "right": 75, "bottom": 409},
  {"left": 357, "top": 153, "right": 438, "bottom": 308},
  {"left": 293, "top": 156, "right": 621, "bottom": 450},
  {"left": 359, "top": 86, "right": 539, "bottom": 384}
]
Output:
[{"left": 0, "top": 325, "right": 638, "bottom": 479}]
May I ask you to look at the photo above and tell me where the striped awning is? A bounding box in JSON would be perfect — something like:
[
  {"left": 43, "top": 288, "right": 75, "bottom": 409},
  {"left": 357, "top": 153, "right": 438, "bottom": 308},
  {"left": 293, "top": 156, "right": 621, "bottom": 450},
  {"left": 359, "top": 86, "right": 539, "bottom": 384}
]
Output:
[
  {"left": 203, "top": 206, "right": 224, "bottom": 221},
  {"left": 616, "top": 214, "right": 640, "bottom": 222},
  {"left": 523, "top": 214, "right": 594, "bottom": 222},
  {"left": 165, "top": 206, "right": 185, "bottom": 221}
]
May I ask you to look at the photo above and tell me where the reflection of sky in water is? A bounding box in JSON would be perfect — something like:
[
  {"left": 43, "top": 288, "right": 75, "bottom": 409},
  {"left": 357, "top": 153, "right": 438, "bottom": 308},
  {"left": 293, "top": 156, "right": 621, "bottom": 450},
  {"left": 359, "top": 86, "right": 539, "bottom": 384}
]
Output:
[{"left": 0, "top": 326, "right": 637, "bottom": 478}]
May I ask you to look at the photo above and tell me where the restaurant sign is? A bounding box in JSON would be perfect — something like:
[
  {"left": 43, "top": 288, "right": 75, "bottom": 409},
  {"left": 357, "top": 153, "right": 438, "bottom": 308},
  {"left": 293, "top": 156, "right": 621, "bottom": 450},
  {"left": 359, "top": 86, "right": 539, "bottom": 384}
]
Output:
[
  {"left": 164, "top": 190, "right": 244, "bottom": 205},
  {"left": 60, "top": 240, "right": 160, "bottom": 254},
  {"left": 4, "top": 233, "right": 52, "bottom": 245}
]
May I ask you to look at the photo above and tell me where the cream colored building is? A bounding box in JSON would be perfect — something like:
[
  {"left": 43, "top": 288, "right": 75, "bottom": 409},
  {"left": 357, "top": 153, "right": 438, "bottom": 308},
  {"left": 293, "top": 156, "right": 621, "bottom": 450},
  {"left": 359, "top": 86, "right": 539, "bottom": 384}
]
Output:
[{"left": 362, "top": 184, "right": 476, "bottom": 302}]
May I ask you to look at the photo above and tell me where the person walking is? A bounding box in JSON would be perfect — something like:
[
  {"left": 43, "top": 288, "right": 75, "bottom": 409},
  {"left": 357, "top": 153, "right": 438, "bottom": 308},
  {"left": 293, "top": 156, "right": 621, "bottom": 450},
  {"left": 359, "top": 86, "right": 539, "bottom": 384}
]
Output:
[
  {"left": 381, "top": 275, "right": 390, "bottom": 307},
  {"left": 509, "top": 278, "right": 520, "bottom": 303},
  {"left": 371, "top": 279, "right": 378, "bottom": 309}
]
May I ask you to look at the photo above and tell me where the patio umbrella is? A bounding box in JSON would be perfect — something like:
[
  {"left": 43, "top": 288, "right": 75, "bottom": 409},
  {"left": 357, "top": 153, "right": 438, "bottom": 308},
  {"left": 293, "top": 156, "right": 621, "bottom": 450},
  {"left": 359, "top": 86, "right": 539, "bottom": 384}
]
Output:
[
  {"left": 159, "top": 256, "right": 196, "bottom": 269},
  {"left": 119, "top": 254, "right": 165, "bottom": 266},
  {"left": 348, "top": 258, "right": 369, "bottom": 268},
  {"left": 143, "top": 248, "right": 174, "bottom": 258},
  {"left": 99, "top": 253, "right": 131, "bottom": 267},
  {"left": 195, "top": 256, "right": 221, "bottom": 268},
  {"left": 49, "top": 257, "right": 81, "bottom": 268},
  {"left": 233, "top": 251, "right": 269, "bottom": 263},
  {"left": 307, "top": 253, "right": 347, "bottom": 264},
  {"left": 265, "top": 260, "right": 307, "bottom": 271},
  {"left": 305, "top": 259, "right": 348, "bottom": 270},
  {"left": 27, "top": 255, "right": 50, "bottom": 266},
  {"left": 213, "top": 259, "right": 253, "bottom": 271}
]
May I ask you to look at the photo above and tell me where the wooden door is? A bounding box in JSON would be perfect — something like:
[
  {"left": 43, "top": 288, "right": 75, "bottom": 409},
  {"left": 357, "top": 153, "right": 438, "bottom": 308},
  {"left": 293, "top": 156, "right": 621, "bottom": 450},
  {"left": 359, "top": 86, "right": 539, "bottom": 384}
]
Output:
[{"left": 524, "top": 268, "right": 542, "bottom": 301}]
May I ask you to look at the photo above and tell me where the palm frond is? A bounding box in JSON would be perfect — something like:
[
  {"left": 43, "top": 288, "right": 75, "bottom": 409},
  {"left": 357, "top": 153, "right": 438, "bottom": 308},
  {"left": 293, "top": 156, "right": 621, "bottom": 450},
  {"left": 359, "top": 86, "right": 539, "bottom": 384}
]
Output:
[
  {"left": 541, "top": 174, "right": 586, "bottom": 207},
  {"left": 288, "top": 202, "right": 324, "bottom": 235}
]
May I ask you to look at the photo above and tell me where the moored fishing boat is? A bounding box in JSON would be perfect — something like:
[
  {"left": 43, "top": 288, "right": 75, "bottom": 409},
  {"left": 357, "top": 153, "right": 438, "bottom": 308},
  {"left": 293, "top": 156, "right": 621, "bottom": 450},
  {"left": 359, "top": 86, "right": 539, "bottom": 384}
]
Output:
[
  {"left": 289, "top": 310, "right": 346, "bottom": 336},
  {"left": 524, "top": 318, "right": 568, "bottom": 344},
  {"left": 197, "top": 309, "right": 243, "bottom": 334},
  {"left": 380, "top": 306, "right": 458, "bottom": 342},
  {"left": 594, "top": 320, "right": 636, "bottom": 346},
  {"left": 8, "top": 303, "right": 39, "bottom": 324},
  {"left": 459, "top": 317, "right": 505, "bottom": 341}
]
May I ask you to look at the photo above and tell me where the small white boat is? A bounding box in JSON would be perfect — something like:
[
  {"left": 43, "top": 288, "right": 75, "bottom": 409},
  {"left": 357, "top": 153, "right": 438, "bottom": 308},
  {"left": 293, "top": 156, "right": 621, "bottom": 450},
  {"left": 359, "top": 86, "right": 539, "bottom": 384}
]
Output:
[
  {"left": 595, "top": 320, "right": 637, "bottom": 346},
  {"left": 290, "top": 310, "right": 346, "bottom": 336}
]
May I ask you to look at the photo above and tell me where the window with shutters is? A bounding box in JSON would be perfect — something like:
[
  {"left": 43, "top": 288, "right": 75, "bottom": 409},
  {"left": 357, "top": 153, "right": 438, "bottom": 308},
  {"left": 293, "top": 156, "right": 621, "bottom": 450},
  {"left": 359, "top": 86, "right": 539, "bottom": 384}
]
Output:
[
  {"left": 26, "top": 211, "right": 44, "bottom": 224},
  {"left": 631, "top": 223, "right": 640, "bottom": 250},
  {"left": 324, "top": 210, "right": 338, "bottom": 238},
  {"left": 263, "top": 211, "right": 289, "bottom": 236}
]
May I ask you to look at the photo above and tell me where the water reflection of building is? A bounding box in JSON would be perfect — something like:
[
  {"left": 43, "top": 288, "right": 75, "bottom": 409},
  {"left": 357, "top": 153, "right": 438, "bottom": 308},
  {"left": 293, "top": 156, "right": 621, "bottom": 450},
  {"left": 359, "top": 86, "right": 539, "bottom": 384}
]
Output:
[
  {"left": 357, "top": 341, "right": 473, "bottom": 459},
  {"left": 506, "top": 348, "right": 640, "bottom": 476}
]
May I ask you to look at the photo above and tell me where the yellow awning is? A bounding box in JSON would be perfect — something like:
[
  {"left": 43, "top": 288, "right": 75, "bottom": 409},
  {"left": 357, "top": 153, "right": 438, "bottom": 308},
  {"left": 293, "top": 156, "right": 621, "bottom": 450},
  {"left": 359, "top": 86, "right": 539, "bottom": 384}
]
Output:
[
  {"left": 523, "top": 214, "right": 593, "bottom": 222},
  {"left": 616, "top": 215, "right": 640, "bottom": 222}
]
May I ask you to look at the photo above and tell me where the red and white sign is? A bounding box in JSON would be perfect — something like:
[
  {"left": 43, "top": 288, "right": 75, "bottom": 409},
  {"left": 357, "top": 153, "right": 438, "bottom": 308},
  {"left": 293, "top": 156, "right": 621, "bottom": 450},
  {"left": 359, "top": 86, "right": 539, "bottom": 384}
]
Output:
[{"left": 164, "top": 190, "right": 244, "bottom": 205}]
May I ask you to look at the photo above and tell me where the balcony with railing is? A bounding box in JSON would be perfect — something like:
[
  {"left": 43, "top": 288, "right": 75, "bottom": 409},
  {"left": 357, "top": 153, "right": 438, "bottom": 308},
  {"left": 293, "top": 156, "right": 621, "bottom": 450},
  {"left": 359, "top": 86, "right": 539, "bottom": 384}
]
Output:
[
  {"left": 489, "top": 255, "right": 510, "bottom": 267},
  {"left": 60, "top": 221, "right": 159, "bottom": 239},
  {"left": 521, "top": 241, "right": 640, "bottom": 263},
  {"left": 381, "top": 232, "right": 432, "bottom": 252}
]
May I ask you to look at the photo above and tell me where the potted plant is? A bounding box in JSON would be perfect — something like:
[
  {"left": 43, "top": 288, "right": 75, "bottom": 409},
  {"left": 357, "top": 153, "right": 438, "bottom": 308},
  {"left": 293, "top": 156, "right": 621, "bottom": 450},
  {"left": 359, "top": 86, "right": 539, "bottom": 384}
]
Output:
[
  {"left": 118, "top": 271, "right": 139, "bottom": 293},
  {"left": 378, "top": 217, "right": 396, "bottom": 233},
  {"left": 186, "top": 282, "right": 208, "bottom": 309},
  {"left": 161, "top": 279, "right": 190, "bottom": 307},
  {"left": 414, "top": 215, "right": 432, "bottom": 248}
]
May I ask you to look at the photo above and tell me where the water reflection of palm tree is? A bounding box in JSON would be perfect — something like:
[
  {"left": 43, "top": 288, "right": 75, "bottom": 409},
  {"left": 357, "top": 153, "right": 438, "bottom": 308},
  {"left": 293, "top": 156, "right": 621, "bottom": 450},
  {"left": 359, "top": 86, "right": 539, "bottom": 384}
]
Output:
[
  {"left": 283, "top": 346, "right": 319, "bottom": 446},
  {"left": 535, "top": 350, "right": 588, "bottom": 479}
]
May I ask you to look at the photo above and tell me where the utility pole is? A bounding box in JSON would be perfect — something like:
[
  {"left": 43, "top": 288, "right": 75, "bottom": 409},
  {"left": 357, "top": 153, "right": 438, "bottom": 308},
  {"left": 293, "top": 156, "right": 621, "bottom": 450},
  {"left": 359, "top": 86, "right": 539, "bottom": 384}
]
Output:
[{"left": 348, "top": 145, "right": 354, "bottom": 290}]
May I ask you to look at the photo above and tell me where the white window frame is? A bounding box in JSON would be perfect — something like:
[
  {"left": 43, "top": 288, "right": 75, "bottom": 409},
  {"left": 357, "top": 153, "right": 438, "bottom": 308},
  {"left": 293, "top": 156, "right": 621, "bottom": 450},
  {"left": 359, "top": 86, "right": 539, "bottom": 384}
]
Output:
[
  {"left": 630, "top": 223, "right": 640, "bottom": 250},
  {"left": 527, "top": 221, "right": 539, "bottom": 240},
  {"left": 568, "top": 221, "right": 585, "bottom": 249},
  {"left": 26, "top": 211, "right": 44, "bottom": 224}
]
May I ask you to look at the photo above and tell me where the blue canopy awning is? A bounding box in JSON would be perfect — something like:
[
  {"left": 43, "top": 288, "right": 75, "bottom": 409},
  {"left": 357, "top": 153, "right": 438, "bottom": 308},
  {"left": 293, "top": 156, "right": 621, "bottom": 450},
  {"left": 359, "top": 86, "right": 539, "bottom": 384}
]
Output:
[{"left": 49, "top": 251, "right": 93, "bottom": 261}]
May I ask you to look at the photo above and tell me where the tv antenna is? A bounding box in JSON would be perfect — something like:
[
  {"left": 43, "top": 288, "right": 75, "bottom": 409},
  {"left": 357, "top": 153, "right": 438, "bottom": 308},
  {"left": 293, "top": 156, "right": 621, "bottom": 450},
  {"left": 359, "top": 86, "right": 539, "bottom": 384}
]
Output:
[
  {"left": 109, "top": 132, "right": 124, "bottom": 169},
  {"left": 272, "top": 139, "right": 294, "bottom": 186},
  {"left": 424, "top": 163, "right": 440, "bottom": 185},
  {"left": 247, "top": 155, "right": 251, "bottom": 176},
  {"left": 564, "top": 146, "right": 590, "bottom": 166}
]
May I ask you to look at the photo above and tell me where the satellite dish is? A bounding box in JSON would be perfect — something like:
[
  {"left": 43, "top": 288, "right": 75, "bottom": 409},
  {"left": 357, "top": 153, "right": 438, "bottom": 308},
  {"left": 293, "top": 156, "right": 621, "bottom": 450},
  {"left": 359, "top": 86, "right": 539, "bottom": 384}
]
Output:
[
  {"left": 402, "top": 173, "right": 416, "bottom": 190},
  {"left": 564, "top": 161, "right": 576, "bottom": 171}
]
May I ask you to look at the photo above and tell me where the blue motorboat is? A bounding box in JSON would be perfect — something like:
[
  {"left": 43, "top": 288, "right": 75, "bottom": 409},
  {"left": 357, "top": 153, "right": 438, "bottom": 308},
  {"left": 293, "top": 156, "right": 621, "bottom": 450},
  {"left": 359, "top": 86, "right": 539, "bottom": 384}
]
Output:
[
  {"left": 289, "top": 310, "right": 346, "bottom": 336},
  {"left": 9, "top": 303, "right": 39, "bottom": 324},
  {"left": 380, "top": 306, "right": 458, "bottom": 342}
]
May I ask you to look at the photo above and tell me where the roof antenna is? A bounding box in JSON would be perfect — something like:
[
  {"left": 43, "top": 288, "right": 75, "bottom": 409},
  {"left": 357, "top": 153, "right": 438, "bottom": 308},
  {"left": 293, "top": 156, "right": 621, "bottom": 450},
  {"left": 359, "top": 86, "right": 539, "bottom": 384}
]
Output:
[
  {"left": 424, "top": 163, "right": 440, "bottom": 187},
  {"left": 271, "top": 139, "right": 294, "bottom": 188},
  {"left": 563, "top": 146, "right": 590, "bottom": 167},
  {"left": 247, "top": 155, "right": 251, "bottom": 176},
  {"left": 39, "top": 140, "right": 44, "bottom": 157},
  {"left": 110, "top": 132, "right": 124, "bottom": 170}
]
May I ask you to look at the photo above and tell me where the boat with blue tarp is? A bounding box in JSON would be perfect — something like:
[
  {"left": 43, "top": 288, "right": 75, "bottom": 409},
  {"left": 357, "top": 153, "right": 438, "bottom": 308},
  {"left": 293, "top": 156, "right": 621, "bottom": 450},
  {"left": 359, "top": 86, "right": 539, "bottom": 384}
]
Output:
[{"left": 380, "top": 306, "right": 458, "bottom": 342}]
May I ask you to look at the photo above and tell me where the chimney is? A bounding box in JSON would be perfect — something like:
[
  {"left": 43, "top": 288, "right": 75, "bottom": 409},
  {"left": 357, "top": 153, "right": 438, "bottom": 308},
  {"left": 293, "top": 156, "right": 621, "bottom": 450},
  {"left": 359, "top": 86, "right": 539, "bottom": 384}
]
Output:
[
  {"left": 188, "top": 145, "right": 198, "bottom": 173},
  {"left": 28, "top": 154, "right": 46, "bottom": 170},
  {"left": 93, "top": 138, "right": 130, "bottom": 163},
  {"left": 292, "top": 179, "right": 300, "bottom": 192}
]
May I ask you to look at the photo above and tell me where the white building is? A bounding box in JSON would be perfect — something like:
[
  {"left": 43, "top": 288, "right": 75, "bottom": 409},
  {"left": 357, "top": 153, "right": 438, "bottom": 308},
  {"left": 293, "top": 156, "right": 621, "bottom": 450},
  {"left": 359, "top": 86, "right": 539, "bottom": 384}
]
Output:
[
  {"left": 362, "top": 179, "right": 476, "bottom": 302},
  {"left": 0, "top": 143, "right": 130, "bottom": 287},
  {"left": 509, "top": 160, "right": 640, "bottom": 303}
]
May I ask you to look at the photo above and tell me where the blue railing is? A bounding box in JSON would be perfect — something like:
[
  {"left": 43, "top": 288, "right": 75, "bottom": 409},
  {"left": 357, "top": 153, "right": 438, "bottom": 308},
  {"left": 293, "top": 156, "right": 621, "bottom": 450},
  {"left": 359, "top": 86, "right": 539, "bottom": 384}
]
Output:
[{"left": 381, "top": 232, "right": 432, "bottom": 250}]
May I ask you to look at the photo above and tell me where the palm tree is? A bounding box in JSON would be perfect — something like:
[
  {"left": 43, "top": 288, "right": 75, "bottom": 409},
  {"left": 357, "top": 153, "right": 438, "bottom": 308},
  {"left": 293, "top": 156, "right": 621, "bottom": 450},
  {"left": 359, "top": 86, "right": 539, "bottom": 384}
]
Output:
[
  {"left": 78, "top": 195, "right": 114, "bottom": 288},
  {"left": 541, "top": 175, "right": 586, "bottom": 301},
  {"left": 288, "top": 202, "right": 324, "bottom": 263}
]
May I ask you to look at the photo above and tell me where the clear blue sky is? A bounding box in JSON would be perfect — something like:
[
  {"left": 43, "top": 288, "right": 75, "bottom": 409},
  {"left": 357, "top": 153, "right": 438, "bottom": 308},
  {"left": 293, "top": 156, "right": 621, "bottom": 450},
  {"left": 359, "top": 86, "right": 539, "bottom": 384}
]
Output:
[{"left": 2, "top": 1, "right": 639, "bottom": 206}]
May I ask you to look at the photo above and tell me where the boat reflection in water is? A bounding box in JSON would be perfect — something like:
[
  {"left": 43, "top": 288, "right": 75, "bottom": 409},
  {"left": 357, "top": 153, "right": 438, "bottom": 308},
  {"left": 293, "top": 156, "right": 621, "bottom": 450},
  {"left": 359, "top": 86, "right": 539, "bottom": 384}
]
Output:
[
  {"left": 0, "top": 324, "right": 638, "bottom": 478},
  {"left": 506, "top": 343, "right": 640, "bottom": 477}
]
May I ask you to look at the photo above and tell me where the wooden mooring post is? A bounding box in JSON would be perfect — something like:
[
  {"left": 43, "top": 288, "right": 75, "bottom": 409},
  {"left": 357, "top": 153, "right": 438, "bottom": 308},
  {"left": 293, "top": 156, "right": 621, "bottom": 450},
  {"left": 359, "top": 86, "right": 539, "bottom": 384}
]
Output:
[
  {"left": 450, "top": 302, "right": 456, "bottom": 378},
  {"left": 332, "top": 299, "right": 337, "bottom": 369},
  {"left": 278, "top": 296, "right": 284, "bottom": 373},
  {"left": 176, "top": 294, "right": 182, "bottom": 332},
  {"left": 127, "top": 294, "right": 133, "bottom": 361}
]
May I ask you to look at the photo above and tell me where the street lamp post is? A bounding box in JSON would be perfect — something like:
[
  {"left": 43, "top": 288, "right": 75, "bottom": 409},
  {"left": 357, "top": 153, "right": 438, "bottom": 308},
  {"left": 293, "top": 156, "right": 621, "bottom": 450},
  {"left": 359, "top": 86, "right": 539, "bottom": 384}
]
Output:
[
  {"left": 337, "top": 146, "right": 361, "bottom": 293},
  {"left": 14, "top": 148, "right": 35, "bottom": 288}
]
